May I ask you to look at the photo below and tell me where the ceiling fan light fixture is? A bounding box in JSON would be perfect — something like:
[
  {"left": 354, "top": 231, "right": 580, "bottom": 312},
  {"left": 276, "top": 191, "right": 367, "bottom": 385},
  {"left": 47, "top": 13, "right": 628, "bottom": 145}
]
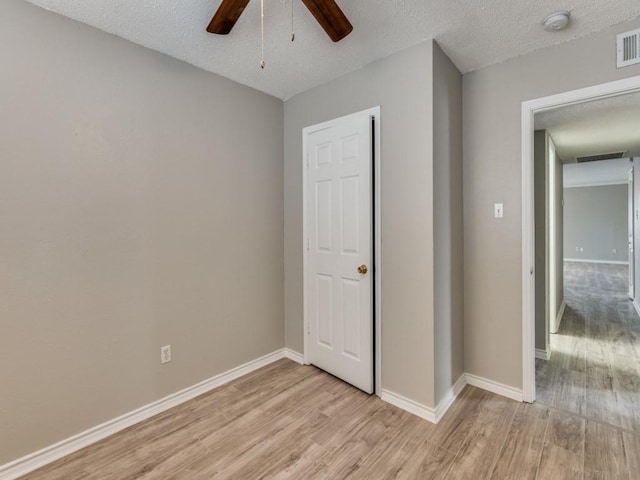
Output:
[
  {"left": 542, "top": 11, "right": 570, "bottom": 32},
  {"left": 207, "top": 0, "right": 353, "bottom": 42}
]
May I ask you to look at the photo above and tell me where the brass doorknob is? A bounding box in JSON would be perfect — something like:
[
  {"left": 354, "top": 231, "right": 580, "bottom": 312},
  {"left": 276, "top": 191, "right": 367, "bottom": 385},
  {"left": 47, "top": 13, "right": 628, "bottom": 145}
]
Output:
[{"left": 357, "top": 264, "right": 368, "bottom": 274}]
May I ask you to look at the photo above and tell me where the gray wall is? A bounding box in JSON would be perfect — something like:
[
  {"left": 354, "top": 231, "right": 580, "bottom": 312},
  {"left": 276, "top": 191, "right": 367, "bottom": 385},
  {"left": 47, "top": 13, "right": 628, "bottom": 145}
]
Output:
[
  {"left": 284, "top": 41, "right": 436, "bottom": 406},
  {"left": 0, "top": 0, "right": 284, "bottom": 464},
  {"left": 433, "top": 43, "right": 464, "bottom": 404},
  {"left": 284, "top": 40, "right": 463, "bottom": 409},
  {"left": 534, "top": 131, "right": 547, "bottom": 351},
  {"left": 564, "top": 185, "right": 628, "bottom": 263},
  {"left": 463, "top": 17, "right": 640, "bottom": 388},
  {"left": 534, "top": 131, "right": 564, "bottom": 352}
]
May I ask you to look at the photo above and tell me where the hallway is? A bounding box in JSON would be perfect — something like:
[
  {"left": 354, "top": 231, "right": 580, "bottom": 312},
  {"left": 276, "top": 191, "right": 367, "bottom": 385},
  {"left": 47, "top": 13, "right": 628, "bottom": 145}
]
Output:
[{"left": 536, "top": 261, "right": 640, "bottom": 433}]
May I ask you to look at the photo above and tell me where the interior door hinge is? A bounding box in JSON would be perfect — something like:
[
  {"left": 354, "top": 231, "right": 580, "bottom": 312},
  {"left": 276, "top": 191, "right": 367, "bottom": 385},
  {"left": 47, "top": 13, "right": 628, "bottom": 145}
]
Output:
[
  {"left": 307, "top": 321, "right": 310, "bottom": 335},
  {"left": 307, "top": 239, "right": 310, "bottom": 251},
  {"left": 306, "top": 154, "right": 310, "bottom": 168}
]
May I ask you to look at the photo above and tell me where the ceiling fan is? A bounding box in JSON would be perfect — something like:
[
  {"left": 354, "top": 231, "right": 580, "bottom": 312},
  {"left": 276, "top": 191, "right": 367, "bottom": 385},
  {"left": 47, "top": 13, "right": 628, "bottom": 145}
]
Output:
[{"left": 207, "top": 0, "right": 353, "bottom": 42}]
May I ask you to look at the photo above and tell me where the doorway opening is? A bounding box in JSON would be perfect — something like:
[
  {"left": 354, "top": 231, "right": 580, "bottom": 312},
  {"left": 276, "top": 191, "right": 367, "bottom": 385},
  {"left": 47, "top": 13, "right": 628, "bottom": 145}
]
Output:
[
  {"left": 522, "top": 76, "right": 640, "bottom": 411},
  {"left": 533, "top": 95, "right": 640, "bottom": 431}
]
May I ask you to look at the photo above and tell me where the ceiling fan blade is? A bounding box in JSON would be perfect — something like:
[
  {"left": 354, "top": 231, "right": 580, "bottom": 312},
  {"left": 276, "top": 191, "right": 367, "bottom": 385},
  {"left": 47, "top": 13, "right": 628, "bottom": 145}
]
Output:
[
  {"left": 207, "top": 0, "right": 251, "bottom": 35},
  {"left": 300, "top": 0, "right": 353, "bottom": 42}
]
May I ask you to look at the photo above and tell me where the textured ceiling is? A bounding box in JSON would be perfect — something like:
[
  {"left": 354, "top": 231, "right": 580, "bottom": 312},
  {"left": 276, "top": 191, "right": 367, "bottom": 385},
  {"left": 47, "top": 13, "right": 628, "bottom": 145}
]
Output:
[
  {"left": 24, "top": 0, "right": 640, "bottom": 100},
  {"left": 536, "top": 92, "right": 640, "bottom": 163}
]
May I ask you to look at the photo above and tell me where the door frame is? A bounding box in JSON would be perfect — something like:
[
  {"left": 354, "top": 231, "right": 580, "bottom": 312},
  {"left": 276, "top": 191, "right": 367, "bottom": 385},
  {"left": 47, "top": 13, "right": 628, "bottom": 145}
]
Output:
[
  {"left": 302, "top": 106, "right": 382, "bottom": 395},
  {"left": 547, "top": 134, "right": 559, "bottom": 336},
  {"left": 629, "top": 166, "right": 635, "bottom": 300},
  {"left": 521, "top": 75, "right": 640, "bottom": 403}
]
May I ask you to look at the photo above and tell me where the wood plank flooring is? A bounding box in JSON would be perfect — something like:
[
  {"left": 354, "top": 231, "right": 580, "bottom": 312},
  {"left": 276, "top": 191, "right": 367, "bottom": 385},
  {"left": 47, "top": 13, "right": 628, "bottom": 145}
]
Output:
[
  {"left": 536, "top": 262, "right": 640, "bottom": 435},
  {"left": 20, "top": 357, "right": 640, "bottom": 479}
]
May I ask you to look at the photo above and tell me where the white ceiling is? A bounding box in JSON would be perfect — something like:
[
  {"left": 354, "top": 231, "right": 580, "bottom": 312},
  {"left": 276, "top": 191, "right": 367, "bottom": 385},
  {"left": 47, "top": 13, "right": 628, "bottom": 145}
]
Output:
[
  {"left": 563, "top": 158, "right": 631, "bottom": 188},
  {"left": 23, "top": 1, "right": 640, "bottom": 100},
  {"left": 536, "top": 92, "right": 640, "bottom": 163}
]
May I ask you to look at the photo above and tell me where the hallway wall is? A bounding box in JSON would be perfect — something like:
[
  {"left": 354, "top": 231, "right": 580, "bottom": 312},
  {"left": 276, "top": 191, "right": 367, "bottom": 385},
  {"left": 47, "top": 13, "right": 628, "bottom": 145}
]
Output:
[{"left": 564, "top": 184, "right": 628, "bottom": 263}]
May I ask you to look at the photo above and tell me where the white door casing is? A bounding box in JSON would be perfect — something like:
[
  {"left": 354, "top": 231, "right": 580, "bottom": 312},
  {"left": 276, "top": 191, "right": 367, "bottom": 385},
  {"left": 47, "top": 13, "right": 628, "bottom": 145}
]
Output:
[
  {"left": 548, "top": 135, "right": 559, "bottom": 335},
  {"left": 521, "top": 75, "right": 640, "bottom": 403},
  {"left": 629, "top": 167, "right": 635, "bottom": 300},
  {"left": 304, "top": 112, "right": 374, "bottom": 394}
]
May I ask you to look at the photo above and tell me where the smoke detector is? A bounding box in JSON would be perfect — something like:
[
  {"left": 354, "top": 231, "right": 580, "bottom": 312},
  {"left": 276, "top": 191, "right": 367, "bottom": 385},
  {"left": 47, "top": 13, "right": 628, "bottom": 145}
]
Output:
[{"left": 543, "top": 11, "right": 570, "bottom": 31}]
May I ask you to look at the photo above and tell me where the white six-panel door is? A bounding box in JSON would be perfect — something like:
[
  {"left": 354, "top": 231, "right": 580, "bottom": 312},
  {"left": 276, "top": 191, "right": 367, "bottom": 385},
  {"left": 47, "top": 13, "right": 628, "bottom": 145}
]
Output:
[{"left": 304, "top": 112, "right": 373, "bottom": 394}]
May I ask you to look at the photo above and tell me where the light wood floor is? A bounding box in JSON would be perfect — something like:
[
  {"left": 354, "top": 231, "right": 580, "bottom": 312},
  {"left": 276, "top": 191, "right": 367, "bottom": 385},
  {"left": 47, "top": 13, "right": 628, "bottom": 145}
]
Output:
[
  {"left": 21, "top": 357, "right": 640, "bottom": 479},
  {"left": 536, "top": 261, "right": 640, "bottom": 436}
]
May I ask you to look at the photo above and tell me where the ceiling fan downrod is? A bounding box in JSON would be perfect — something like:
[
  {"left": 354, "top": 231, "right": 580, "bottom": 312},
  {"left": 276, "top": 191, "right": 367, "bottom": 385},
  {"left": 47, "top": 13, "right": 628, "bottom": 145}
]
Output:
[{"left": 291, "top": 0, "right": 295, "bottom": 42}]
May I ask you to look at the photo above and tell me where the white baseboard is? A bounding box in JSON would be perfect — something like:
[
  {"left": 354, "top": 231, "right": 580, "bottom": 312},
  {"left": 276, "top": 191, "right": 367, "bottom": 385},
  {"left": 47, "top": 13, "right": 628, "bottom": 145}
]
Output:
[
  {"left": 434, "top": 374, "right": 467, "bottom": 422},
  {"left": 0, "top": 348, "right": 294, "bottom": 480},
  {"left": 535, "top": 348, "right": 551, "bottom": 360},
  {"left": 464, "top": 373, "right": 523, "bottom": 402},
  {"left": 282, "top": 348, "right": 304, "bottom": 364},
  {"left": 564, "top": 258, "right": 628, "bottom": 265},
  {"left": 381, "top": 371, "right": 523, "bottom": 424},
  {"left": 555, "top": 299, "right": 567, "bottom": 332},
  {"left": 633, "top": 299, "right": 640, "bottom": 318},
  {"left": 381, "top": 373, "right": 466, "bottom": 424},
  {"left": 380, "top": 389, "right": 438, "bottom": 423}
]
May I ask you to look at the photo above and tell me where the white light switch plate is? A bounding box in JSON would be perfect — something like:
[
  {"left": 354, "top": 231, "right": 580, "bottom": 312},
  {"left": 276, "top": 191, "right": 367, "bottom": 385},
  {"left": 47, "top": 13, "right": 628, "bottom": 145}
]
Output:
[{"left": 494, "top": 203, "right": 504, "bottom": 219}]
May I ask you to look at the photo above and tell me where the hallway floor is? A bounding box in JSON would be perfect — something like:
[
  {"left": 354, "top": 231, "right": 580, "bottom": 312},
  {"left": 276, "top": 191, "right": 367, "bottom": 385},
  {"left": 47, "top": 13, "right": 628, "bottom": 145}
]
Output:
[{"left": 536, "top": 261, "right": 640, "bottom": 434}]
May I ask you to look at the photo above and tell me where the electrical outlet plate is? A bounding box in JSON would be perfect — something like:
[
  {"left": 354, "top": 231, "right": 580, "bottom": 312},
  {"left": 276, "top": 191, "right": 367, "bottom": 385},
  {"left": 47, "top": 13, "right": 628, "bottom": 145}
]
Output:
[{"left": 161, "top": 345, "right": 171, "bottom": 364}]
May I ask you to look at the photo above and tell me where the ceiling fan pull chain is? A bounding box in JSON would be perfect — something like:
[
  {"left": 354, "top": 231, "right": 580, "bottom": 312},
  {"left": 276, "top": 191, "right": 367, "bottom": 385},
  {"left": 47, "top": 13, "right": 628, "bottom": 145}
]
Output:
[
  {"left": 291, "top": 0, "right": 295, "bottom": 42},
  {"left": 260, "top": 0, "right": 266, "bottom": 68}
]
